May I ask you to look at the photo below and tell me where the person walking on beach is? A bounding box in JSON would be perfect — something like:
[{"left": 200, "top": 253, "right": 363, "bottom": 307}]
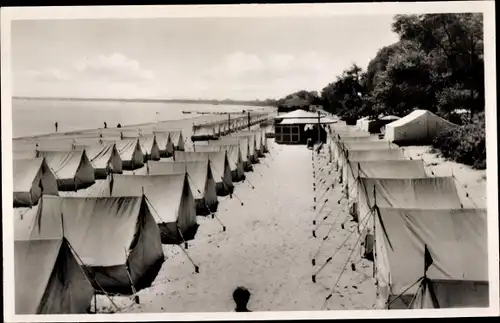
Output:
[
  {"left": 104, "top": 121, "right": 107, "bottom": 129},
  {"left": 55, "top": 121, "right": 58, "bottom": 132},
  {"left": 233, "top": 286, "right": 252, "bottom": 312}
]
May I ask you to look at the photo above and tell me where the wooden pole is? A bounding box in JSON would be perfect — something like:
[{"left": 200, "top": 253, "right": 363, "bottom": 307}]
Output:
[{"left": 317, "top": 111, "right": 321, "bottom": 144}]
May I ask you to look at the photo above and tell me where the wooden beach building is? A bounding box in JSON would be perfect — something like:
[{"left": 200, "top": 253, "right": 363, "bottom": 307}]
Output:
[{"left": 274, "top": 110, "right": 337, "bottom": 145}]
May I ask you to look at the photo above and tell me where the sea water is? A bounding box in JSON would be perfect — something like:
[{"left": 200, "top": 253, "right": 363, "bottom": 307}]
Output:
[{"left": 12, "top": 98, "right": 269, "bottom": 138}]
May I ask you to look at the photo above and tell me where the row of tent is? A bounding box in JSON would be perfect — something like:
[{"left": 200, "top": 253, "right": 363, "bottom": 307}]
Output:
[
  {"left": 191, "top": 112, "right": 269, "bottom": 141},
  {"left": 12, "top": 116, "right": 272, "bottom": 314},
  {"left": 13, "top": 130, "right": 185, "bottom": 203},
  {"left": 354, "top": 109, "right": 457, "bottom": 144},
  {"left": 324, "top": 120, "right": 488, "bottom": 309}
]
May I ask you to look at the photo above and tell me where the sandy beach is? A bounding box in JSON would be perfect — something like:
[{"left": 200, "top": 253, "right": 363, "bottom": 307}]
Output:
[
  {"left": 93, "top": 141, "right": 377, "bottom": 313},
  {"left": 90, "top": 137, "right": 487, "bottom": 314}
]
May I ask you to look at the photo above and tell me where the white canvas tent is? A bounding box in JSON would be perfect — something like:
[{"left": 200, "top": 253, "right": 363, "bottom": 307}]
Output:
[
  {"left": 384, "top": 110, "right": 457, "bottom": 143},
  {"left": 105, "top": 138, "right": 144, "bottom": 170},
  {"left": 75, "top": 142, "right": 123, "bottom": 179},
  {"left": 142, "top": 160, "right": 219, "bottom": 215},
  {"left": 340, "top": 148, "right": 406, "bottom": 184},
  {"left": 135, "top": 135, "right": 161, "bottom": 161},
  {"left": 152, "top": 132, "right": 173, "bottom": 157},
  {"left": 230, "top": 133, "right": 259, "bottom": 163},
  {"left": 345, "top": 159, "right": 428, "bottom": 223},
  {"left": 170, "top": 131, "right": 185, "bottom": 151},
  {"left": 374, "top": 207, "right": 488, "bottom": 309},
  {"left": 15, "top": 238, "right": 94, "bottom": 314},
  {"left": 194, "top": 143, "right": 245, "bottom": 182},
  {"left": 207, "top": 137, "right": 252, "bottom": 171},
  {"left": 174, "top": 151, "right": 234, "bottom": 196},
  {"left": 13, "top": 157, "right": 59, "bottom": 207},
  {"left": 28, "top": 195, "right": 165, "bottom": 295},
  {"left": 237, "top": 130, "right": 265, "bottom": 157},
  {"left": 358, "top": 176, "right": 462, "bottom": 260},
  {"left": 106, "top": 174, "right": 198, "bottom": 244},
  {"left": 36, "top": 150, "right": 95, "bottom": 191}
]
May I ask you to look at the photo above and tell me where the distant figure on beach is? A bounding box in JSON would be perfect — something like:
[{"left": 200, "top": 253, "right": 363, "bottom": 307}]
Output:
[
  {"left": 54, "top": 122, "right": 58, "bottom": 132},
  {"left": 233, "top": 286, "right": 251, "bottom": 312},
  {"left": 117, "top": 123, "right": 122, "bottom": 128},
  {"left": 104, "top": 122, "right": 107, "bottom": 129}
]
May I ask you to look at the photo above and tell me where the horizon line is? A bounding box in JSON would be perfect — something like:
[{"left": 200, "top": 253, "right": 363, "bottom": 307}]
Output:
[{"left": 12, "top": 96, "right": 279, "bottom": 103}]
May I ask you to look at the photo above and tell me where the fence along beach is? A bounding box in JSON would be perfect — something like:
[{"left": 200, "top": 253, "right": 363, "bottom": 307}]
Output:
[{"left": 11, "top": 102, "right": 488, "bottom": 313}]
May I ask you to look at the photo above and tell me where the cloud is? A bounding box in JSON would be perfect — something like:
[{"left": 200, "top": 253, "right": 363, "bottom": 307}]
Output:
[
  {"left": 24, "top": 68, "right": 73, "bottom": 82},
  {"left": 21, "top": 53, "right": 155, "bottom": 85},
  {"left": 74, "top": 53, "right": 154, "bottom": 82},
  {"left": 205, "top": 51, "right": 329, "bottom": 81}
]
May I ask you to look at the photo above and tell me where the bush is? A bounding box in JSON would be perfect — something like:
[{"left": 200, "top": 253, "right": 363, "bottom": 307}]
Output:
[{"left": 432, "top": 112, "right": 486, "bottom": 169}]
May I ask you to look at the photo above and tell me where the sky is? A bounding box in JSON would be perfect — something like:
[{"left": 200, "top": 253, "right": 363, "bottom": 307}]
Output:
[{"left": 12, "top": 16, "right": 399, "bottom": 100}]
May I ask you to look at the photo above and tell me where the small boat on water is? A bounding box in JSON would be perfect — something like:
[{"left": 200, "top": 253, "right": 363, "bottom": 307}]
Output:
[{"left": 182, "top": 111, "right": 192, "bottom": 114}]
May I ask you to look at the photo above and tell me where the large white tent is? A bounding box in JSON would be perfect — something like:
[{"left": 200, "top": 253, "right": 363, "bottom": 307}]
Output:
[
  {"left": 141, "top": 160, "right": 219, "bottom": 215},
  {"left": 374, "top": 207, "right": 488, "bottom": 309},
  {"left": 194, "top": 143, "right": 245, "bottom": 182},
  {"left": 174, "top": 151, "right": 234, "bottom": 196},
  {"left": 106, "top": 174, "right": 199, "bottom": 244},
  {"left": 15, "top": 238, "right": 94, "bottom": 314},
  {"left": 13, "top": 157, "right": 59, "bottom": 207},
  {"left": 384, "top": 110, "right": 457, "bottom": 144},
  {"left": 36, "top": 150, "right": 95, "bottom": 191},
  {"left": 75, "top": 142, "right": 123, "bottom": 179},
  {"left": 28, "top": 195, "right": 165, "bottom": 295},
  {"left": 105, "top": 138, "right": 144, "bottom": 170}
]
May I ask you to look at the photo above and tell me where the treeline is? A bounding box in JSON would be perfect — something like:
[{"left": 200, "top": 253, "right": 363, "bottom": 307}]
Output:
[
  {"left": 13, "top": 96, "right": 278, "bottom": 107},
  {"left": 276, "top": 90, "right": 322, "bottom": 107},
  {"left": 281, "top": 13, "right": 486, "bottom": 169}
]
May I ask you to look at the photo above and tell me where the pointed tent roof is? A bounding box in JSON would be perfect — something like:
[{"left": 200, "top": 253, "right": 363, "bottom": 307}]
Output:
[
  {"left": 359, "top": 176, "right": 462, "bottom": 210},
  {"left": 77, "top": 142, "right": 119, "bottom": 170},
  {"left": 194, "top": 144, "right": 240, "bottom": 171},
  {"left": 14, "top": 238, "right": 94, "bottom": 314},
  {"left": 200, "top": 138, "right": 249, "bottom": 163},
  {"left": 135, "top": 134, "right": 159, "bottom": 156},
  {"left": 144, "top": 160, "right": 211, "bottom": 200},
  {"left": 384, "top": 109, "right": 457, "bottom": 143},
  {"left": 344, "top": 141, "right": 397, "bottom": 151},
  {"left": 346, "top": 148, "right": 406, "bottom": 162},
  {"left": 13, "top": 158, "right": 48, "bottom": 193},
  {"left": 230, "top": 133, "right": 256, "bottom": 155},
  {"left": 174, "top": 151, "right": 228, "bottom": 182},
  {"left": 29, "top": 195, "right": 146, "bottom": 267},
  {"left": 374, "top": 207, "right": 487, "bottom": 296},
  {"left": 351, "top": 160, "right": 427, "bottom": 179},
  {"left": 108, "top": 174, "right": 193, "bottom": 224},
  {"left": 36, "top": 150, "right": 92, "bottom": 181},
  {"left": 105, "top": 138, "right": 142, "bottom": 161}
]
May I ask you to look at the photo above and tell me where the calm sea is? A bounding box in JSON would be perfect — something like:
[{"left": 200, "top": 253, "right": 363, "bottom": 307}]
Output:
[{"left": 12, "top": 99, "right": 270, "bottom": 138}]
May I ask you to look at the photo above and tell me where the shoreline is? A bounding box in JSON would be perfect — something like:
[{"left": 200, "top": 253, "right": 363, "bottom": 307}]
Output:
[
  {"left": 12, "top": 108, "right": 274, "bottom": 141},
  {"left": 12, "top": 96, "right": 277, "bottom": 107}
]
